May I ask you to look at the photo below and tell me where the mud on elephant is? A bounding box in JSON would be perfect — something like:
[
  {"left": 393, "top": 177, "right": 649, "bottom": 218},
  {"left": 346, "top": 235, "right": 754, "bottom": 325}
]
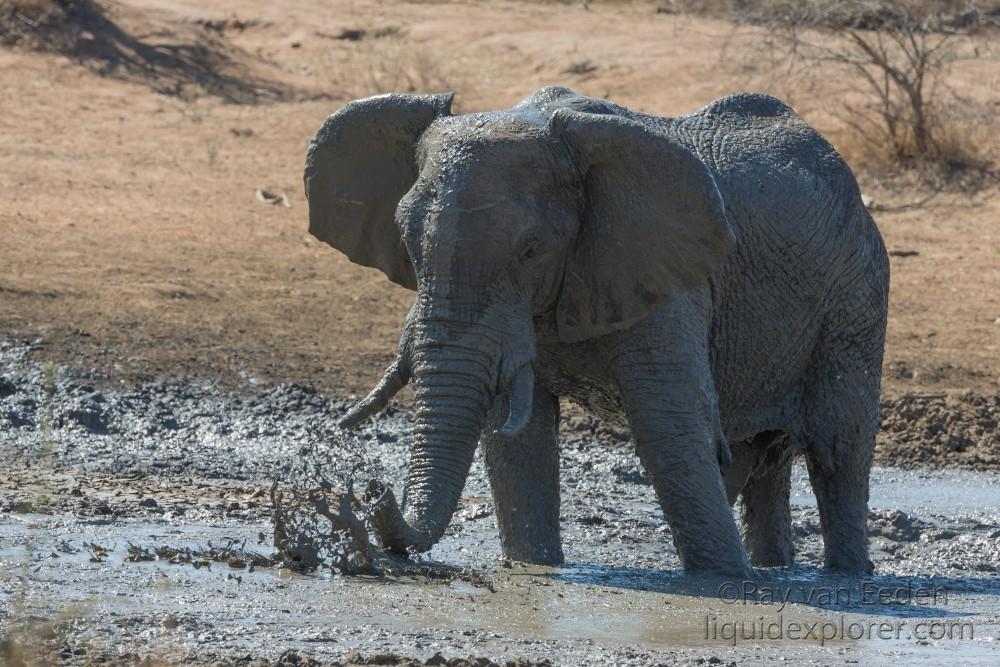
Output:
[{"left": 304, "top": 86, "right": 889, "bottom": 577}]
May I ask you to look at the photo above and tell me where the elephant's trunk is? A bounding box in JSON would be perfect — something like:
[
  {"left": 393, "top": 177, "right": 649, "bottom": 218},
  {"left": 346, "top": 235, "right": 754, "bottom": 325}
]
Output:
[{"left": 370, "top": 337, "right": 494, "bottom": 554}]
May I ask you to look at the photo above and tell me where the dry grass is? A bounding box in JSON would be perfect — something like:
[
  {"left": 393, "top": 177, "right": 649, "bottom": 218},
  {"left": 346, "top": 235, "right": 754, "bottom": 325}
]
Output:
[
  {"left": 346, "top": 41, "right": 455, "bottom": 99},
  {"left": 323, "top": 33, "right": 461, "bottom": 105}
]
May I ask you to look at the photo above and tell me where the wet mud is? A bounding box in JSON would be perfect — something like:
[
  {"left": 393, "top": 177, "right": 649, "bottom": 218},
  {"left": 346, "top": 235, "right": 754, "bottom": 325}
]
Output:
[
  {"left": 2, "top": 339, "right": 1000, "bottom": 665},
  {"left": 878, "top": 392, "right": 1000, "bottom": 468}
]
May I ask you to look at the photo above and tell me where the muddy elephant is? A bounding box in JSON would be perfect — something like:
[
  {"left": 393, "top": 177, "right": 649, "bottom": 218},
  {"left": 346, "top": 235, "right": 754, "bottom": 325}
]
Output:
[{"left": 304, "top": 86, "right": 889, "bottom": 576}]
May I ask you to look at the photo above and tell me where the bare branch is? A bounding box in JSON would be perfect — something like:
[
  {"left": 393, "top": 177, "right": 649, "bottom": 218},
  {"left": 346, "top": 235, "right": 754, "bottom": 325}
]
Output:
[{"left": 746, "top": 0, "right": 986, "bottom": 166}]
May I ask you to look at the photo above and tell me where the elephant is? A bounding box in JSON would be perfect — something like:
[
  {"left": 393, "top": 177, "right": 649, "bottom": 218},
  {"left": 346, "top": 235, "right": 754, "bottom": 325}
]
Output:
[{"left": 304, "top": 86, "right": 889, "bottom": 577}]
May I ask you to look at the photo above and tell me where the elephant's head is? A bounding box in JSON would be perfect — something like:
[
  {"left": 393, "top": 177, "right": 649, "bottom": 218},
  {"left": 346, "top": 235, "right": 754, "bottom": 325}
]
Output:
[{"left": 304, "top": 86, "right": 732, "bottom": 555}]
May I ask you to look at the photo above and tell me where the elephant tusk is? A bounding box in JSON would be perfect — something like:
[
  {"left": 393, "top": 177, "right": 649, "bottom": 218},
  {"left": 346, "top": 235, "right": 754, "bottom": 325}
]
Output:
[
  {"left": 495, "top": 364, "right": 534, "bottom": 438},
  {"left": 339, "top": 358, "right": 411, "bottom": 429}
]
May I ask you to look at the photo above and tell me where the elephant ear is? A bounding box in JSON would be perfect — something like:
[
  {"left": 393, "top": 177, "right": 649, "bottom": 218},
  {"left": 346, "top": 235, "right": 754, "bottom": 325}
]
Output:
[
  {"left": 550, "top": 109, "right": 733, "bottom": 343},
  {"left": 304, "top": 92, "right": 454, "bottom": 289}
]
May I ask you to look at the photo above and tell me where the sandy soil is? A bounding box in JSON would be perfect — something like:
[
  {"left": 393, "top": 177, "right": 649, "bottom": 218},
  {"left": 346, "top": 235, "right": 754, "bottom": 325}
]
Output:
[{"left": 1, "top": 0, "right": 998, "bottom": 403}]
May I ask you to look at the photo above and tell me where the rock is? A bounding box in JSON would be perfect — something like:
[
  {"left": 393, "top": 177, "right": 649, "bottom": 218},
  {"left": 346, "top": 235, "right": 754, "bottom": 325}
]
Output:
[
  {"left": 255, "top": 189, "right": 290, "bottom": 207},
  {"left": 336, "top": 28, "right": 366, "bottom": 41},
  {"left": 367, "top": 654, "right": 403, "bottom": 665},
  {"left": 611, "top": 463, "right": 650, "bottom": 485},
  {"left": 921, "top": 529, "right": 958, "bottom": 542},
  {"left": 868, "top": 509, "right": 923, "bottom": 542}
]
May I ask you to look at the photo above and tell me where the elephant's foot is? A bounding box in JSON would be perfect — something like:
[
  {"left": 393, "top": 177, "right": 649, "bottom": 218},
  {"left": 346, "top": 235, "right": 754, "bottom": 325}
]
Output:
[
  {"left": 824, "top": 551, "right": 875, "bottom": 575},
  {"left": 636, "top": 427, "right": 753, "bottom": 578},
  {"left": 746, "top": 529, "right": 795, "bottom": 569},
  {"left": 502, "top": 538, "right": 564, "bottom": 566},
  {"left": 671, "top": 517, "right": 755, "bottom": 579}
]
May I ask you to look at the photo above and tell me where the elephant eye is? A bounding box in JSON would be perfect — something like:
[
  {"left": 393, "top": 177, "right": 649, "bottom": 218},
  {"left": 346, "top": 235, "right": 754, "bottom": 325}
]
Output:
[{"left": 519, "top": 239, "right": 540, "bottom": 262}]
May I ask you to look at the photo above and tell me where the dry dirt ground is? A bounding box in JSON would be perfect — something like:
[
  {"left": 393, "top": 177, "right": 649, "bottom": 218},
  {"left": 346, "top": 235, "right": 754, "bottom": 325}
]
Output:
[{"left": 1, "top": 0, "right": 999, "bottom": 467}]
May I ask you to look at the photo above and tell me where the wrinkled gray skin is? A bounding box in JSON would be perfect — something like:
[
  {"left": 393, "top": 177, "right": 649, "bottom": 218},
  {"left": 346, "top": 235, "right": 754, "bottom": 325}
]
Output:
[{"left": 304, "top": 86, "right": 889, "bottom": 577}]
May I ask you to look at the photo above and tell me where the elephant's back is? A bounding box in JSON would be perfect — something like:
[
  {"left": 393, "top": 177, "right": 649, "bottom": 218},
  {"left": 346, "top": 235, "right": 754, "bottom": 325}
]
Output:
[
  {"left": 672, "top": 95, "right": 855, "bottom": 212},
  {"left": 668, "top": 93, "right": 884, "bottom": 295},
  {"left": 666, "top": 95, "right": 889, "bottom": 437}
]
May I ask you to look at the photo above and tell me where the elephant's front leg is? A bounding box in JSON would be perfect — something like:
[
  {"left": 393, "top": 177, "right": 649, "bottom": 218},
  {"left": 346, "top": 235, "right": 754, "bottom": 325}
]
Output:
[
  {"left": 480, "top": 384, "right": 563, "bottom": 565},
  {"left": 613, "top": 309, "right": 752, "bottom": 577}
]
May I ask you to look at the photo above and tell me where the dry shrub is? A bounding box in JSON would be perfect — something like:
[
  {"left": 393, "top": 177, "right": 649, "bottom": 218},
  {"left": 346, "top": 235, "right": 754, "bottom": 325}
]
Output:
[
  {"left": 0, "top": 0, "right": 100, "bottom": 46},
  {"left": 895, "top": 98, "right": 1000, "bottom": 186},
  {"left": 729, "top": 0, "right": 1000, "bottom": 180},
  {"left": 0, "top": 0, "right": 297, "bottom": 103},
  {"left": 669, "top": 0, "right": 1000, "bottom": 29}
]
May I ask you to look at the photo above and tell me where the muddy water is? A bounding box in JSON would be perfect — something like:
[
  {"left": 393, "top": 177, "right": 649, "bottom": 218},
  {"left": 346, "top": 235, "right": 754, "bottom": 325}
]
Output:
[
  {"left": 794, "top": 466, "right": 1000, "bottom": 515},
  {"left": 2, "top": 346, "right": 1000, "bottom": 665},
  {"left": 4, "top": 464, "right": 1000, "bottom": 666}
]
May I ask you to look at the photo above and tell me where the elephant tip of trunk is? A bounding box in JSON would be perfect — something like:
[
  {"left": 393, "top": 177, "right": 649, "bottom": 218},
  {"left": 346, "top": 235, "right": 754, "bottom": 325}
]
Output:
[{"left": 364, "top": 479, "right": 436, "bottom": 556}]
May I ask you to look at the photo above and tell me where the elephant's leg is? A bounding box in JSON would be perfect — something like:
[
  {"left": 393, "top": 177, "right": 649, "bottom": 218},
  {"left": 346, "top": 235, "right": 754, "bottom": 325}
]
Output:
[
  {"left": 740, "top": 455, "right": 794, "bottom": 568},
  {"left": 613, "top": 304, "right": 752, "bottom": 577},
  {"left": 802, "top": 362, "right": 878, "bottom": 574},
  {"left": 724, "top": 440, "right": 757, "bottom": 505},
  {"left": 480, "top": 384, "right": 563, "bottom": 565},
  {"left": 805, "top": 441, "right": 873, "bottom": 574}
]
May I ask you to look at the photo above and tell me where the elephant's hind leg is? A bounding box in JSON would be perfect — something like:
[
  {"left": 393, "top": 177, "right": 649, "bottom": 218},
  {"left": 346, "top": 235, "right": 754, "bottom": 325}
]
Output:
[
  {"left": 802, "top": 360, "right": 879, "bottom": 574},
  {"left": 480, "top": 385, "right": 563, "bottom": 565},
  {"left": 740, "top": 448, "right": 795, "bottom": 568}
]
